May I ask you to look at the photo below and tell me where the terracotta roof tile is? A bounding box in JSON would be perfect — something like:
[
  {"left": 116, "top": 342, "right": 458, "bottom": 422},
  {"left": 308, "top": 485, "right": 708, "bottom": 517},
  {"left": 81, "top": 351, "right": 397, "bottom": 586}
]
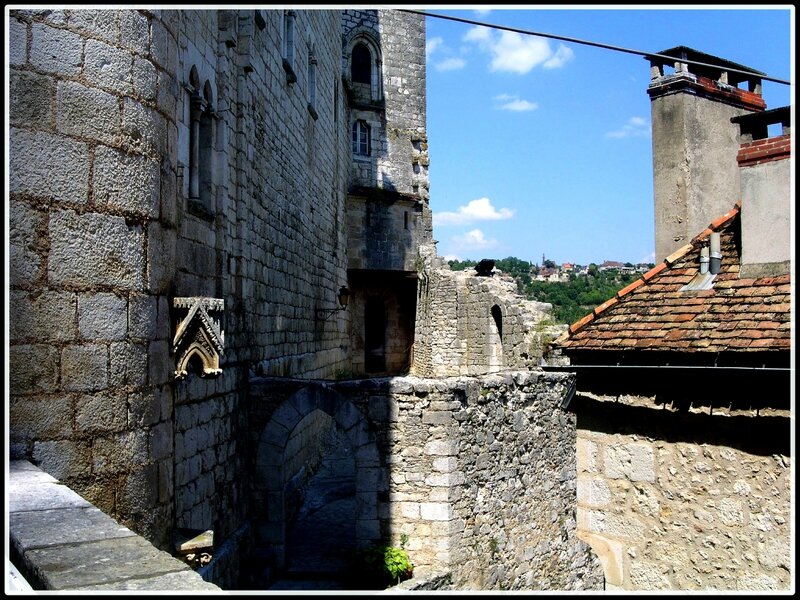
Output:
[{"left": 556, "top": 203, "right": 791, "bottom": 354}]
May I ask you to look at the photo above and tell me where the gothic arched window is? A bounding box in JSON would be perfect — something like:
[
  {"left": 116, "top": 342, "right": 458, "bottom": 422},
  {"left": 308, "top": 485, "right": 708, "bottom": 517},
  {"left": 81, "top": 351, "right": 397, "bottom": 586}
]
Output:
[{"left": 351, "top": 42, "right": 371, "bottom": 85}]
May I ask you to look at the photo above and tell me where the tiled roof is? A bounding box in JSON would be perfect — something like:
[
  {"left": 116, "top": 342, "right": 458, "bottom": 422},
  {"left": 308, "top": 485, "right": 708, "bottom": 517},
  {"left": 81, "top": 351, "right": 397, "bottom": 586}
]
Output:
[{"left": 555, "top": 202, "right": 791, "bottom": 353}]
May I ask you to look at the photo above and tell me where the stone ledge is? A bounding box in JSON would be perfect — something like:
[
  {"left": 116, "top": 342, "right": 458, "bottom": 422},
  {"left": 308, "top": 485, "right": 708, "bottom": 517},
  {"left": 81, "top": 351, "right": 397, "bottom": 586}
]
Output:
[{"left": 8, "top": 460, "right": 221, "bottom": 592}]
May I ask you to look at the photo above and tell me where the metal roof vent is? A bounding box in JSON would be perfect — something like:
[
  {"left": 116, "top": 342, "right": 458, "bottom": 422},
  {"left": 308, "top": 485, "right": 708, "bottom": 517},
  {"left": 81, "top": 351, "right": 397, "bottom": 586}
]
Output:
[{"left": 680, "top": 240, "right": 717, "bottom": 291}]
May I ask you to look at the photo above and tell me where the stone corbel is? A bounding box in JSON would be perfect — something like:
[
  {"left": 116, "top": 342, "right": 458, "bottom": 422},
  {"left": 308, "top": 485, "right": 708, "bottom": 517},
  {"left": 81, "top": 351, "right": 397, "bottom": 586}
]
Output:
[{"left": 173, "top": 297, "right": 225, "bottom": 380}]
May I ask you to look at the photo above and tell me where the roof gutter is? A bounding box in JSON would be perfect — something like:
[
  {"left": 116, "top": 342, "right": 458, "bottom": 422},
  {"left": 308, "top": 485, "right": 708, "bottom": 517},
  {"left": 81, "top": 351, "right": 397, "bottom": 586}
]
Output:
[{"left": 543, "top": 364, "right": 790, "bottom": 373}]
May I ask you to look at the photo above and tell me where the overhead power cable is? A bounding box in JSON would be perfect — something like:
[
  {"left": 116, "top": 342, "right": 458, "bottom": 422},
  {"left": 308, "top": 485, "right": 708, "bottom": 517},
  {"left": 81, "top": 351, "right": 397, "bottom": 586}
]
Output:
[{"left": 401, "top": 9, "right": 790, "bottom": 86}]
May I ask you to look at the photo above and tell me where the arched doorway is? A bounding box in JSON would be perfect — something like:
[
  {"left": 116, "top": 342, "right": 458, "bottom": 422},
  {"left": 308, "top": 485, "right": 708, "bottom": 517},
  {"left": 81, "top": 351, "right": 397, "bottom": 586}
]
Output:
[{"left": 253, "top": 385, "right": 381, "bottom": 589}]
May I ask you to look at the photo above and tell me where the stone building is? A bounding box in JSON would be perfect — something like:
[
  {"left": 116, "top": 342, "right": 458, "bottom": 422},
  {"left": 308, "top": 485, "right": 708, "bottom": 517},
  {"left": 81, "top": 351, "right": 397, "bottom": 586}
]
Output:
[
  {"left": 550, "top": 49, "right": 792, "bottom": 591},
  {"left": 8, "top": 8, "right": 583, "bottom": 591}
]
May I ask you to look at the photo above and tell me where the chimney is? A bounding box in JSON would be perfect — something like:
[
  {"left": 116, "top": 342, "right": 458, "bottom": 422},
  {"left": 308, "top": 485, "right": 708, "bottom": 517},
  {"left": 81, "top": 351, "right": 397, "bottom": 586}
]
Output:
[
  {"left": 731, "top": 107, "right": 791, "bottom": 278},
  {"left": 647, "top": 46, "right": 766, "bottom": 262}
]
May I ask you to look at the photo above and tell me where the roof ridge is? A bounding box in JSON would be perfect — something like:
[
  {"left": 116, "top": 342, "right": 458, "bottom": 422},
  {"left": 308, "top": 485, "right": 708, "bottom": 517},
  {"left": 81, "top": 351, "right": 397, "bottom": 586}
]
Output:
[{"left": 565, "top": 202, "right": 742, "bottom": 338}]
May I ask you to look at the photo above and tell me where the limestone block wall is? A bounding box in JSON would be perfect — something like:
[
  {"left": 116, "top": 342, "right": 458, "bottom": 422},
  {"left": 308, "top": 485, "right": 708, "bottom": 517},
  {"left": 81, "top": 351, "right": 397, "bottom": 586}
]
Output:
[
  {"left": 346, "top": 194, "right": 428, "bottom": 272},
  {"left": 342, "top": 10, "right": 433, "bottom": 262},
  {"left": 166, "top": 10, "right": 355, "bottom": 585},
  {"left": 413, "top": 268, "right": 554, "bottom": 377},
  {"left": 377, "top": 10, "right": 429, "bottom": 202},
  {"left": 247, "top": 371, "right": 603, "bottom": 590},
  {"left": 9, "top": 8, "right": 179, "bottom": 549},
  {"left": 170, "top": 9, "right": 351, "bottom": 381},
  {"left": 574, "top": 393, "right": 791, "bottom": 591}
]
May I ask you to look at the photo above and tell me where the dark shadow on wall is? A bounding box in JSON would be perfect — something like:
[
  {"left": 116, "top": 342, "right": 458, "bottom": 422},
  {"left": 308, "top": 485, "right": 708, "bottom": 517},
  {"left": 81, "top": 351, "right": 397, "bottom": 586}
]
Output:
[
  {"left": 571, "top": 394, "right": 790, "bottom": 457},
  {"left": 242, "top": 380, "right": 394, "bottom": 591}
]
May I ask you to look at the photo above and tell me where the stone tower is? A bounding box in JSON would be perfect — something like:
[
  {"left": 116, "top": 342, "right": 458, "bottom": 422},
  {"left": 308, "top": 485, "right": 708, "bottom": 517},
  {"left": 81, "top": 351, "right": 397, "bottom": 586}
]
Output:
[
  {"left": 647, "top": 46, "right": 766, "bottom": 261},
  {"left": 341, "top": 9, "right": 433, "bottom": 376}
]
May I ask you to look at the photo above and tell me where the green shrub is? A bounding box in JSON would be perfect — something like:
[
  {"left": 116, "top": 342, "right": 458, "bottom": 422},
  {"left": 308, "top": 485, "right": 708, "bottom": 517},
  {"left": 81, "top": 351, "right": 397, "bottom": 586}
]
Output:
[{"left": 353, "top": 544, "right": 413, "bottom": 588}]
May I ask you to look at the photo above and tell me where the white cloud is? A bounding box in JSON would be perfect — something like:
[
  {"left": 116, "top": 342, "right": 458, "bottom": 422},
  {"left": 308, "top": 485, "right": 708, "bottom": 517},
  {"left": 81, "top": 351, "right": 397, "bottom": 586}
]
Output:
[
  {"left": 543, "top": 44, "right": 575, "bottom": 69},
  {"left": 640, "top": 251, "right": 656, "bottom": 264},
  {"left": 605, "top": 116, "right": 651, "bottom": 139},
  {"left": 463, "top": 26, "right": 492, "bottom": 44},
  {"left": 449, "top": 229, "right": 500, "bottom": 255},
  {"left": 464, "top": 28, "right": 574, "bottom": 75},
  {"left": 435, "top": 57, "right": 466, "bottom": 71},
  {"left": 474, "top": 8, "right": 492, "bottom": 17},
  {"left": 426, "top": 36, "right": 443, "bottom": 58},
  {"left": 428, "top": 37, "right": 467, "bottom": 71},
  {"left": 494, "top": 94, "right": 538, "bottom": 112},
  {"left": 434, "top": 197, "right": 515, "bottom": 226}
]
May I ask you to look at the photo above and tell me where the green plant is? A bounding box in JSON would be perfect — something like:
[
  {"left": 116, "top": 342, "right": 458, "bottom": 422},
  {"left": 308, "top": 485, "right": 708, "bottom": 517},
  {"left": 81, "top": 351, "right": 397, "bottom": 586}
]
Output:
[
  {"left": 489, "top": 537, "right": 499, "bottom": 556},
  {"left": 354, "top": 544, "right": 414, "bottom": 588},
  {"left": 384, "top": 546, "right": 413, "bottom": 583}
]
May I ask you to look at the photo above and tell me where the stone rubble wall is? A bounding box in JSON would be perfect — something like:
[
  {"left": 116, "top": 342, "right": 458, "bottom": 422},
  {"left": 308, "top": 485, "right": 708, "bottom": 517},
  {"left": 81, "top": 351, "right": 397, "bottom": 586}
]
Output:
[
  {"left": 413, "top": 268, "right": 555, "bottom": 377},
  {"left": 248, "top": 371, "right": 604, "bottom": 591},
  {"left": 575, "top": 393, "right": 791, "bottom": 591}
]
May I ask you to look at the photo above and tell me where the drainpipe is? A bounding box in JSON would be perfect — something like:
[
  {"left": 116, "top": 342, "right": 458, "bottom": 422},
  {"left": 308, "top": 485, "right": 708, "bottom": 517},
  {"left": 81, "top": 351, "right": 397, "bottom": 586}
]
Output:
[
  {"left": 699, "top": 244, "right": 710, "bottom": 274},
  {"left": 709, "top": 232, "right": 722, "bottom": 274}
]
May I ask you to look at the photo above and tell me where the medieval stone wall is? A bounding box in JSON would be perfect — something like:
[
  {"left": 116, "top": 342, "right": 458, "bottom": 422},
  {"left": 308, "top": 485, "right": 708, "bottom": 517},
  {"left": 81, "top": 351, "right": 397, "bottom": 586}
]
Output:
[
  {"left": 574, "top": 393, "right": 791, "bottom": 591},
  {"left": 247, "top": 371, "right": 604, "bottom": 590},
  {"left": 168, "top": 9, "right": 353, "bottom": 574},
  {"left": 9, "top": 8, "right": 179, "bottom": 548},
  {"left": 8, "top": 5, "right": 357, "bottom": 555},
  {"left": 413, "top": 268, "right": 555, "bottom": 377},
  {"left": 341, "top": 9, "right": 429, "bottom": 204}
]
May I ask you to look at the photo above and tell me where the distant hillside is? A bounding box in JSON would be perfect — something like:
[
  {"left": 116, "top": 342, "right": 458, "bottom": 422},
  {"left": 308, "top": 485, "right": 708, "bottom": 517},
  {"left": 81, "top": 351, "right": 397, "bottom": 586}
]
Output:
[{"left": 448, "top": 257, "right": 649, "bottom": 326}]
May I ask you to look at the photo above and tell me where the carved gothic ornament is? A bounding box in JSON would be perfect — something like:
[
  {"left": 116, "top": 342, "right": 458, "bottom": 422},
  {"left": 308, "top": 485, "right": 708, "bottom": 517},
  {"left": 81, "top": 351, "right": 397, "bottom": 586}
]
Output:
[{"left": 173, "top": 297, "right": 225, "bottom": 380}]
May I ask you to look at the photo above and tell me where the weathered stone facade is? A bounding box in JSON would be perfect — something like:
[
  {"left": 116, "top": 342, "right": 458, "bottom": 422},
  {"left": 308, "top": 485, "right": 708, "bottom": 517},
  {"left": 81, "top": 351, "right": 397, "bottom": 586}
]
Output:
[{"left": 574, "top": 392, "right": 791, "bottom": 591}]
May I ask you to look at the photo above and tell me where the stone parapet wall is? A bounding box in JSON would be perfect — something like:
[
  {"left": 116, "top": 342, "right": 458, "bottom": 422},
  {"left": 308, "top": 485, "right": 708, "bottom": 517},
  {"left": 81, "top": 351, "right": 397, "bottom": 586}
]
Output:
[
  {"left": 413, "top": 268, "right": 554, "bottom": 377},
  {"left": 574, "top": 393, "right": 791, "bottom": 591}
]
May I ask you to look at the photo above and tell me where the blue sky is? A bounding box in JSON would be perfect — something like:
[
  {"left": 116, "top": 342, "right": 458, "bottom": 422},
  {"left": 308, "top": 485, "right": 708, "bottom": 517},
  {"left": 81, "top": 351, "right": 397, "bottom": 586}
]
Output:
[{"left": 423, "top": 6, "right": 793, "bottom": 266}]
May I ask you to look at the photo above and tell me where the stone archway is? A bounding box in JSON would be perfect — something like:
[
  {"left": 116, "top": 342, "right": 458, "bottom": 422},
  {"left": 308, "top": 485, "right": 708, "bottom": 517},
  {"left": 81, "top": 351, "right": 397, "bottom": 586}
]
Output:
[{"left": 254, "top": 384, "right": 381, "bottom": 581}]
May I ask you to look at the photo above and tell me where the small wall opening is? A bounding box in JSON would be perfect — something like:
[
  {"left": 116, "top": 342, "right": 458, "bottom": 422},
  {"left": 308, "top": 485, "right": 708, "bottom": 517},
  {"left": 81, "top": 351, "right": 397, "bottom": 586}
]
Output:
[{"left": 491, "top": 304, "right": 503, "bottom": 341}]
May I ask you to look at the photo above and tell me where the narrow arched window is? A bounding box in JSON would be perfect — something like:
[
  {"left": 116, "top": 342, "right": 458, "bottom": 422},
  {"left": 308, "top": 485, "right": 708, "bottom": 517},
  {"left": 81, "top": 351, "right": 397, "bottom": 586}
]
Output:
[
  {"left": 188, "top": 66, "right": 201, "bottom": 200},
  {"left": 351, "top": 43, "right": 371, "bottom": 85},
  {"left": 352, "top": 120, "right": 370, "bottom": 156},
  {"left": 282, "top": 10, "right": 297, "bottom": 83},
  {"left": 283, "top": 11, "right": 295, "bottom": 66},
  {"left": 198, "top": 81, "right": 214, "bottom": 213},
  {"left": 307, "top": 48, "right": 317, "bottom": 111},
  {"left": 491, "top": 305, "right": 503, "bottom": 342}
]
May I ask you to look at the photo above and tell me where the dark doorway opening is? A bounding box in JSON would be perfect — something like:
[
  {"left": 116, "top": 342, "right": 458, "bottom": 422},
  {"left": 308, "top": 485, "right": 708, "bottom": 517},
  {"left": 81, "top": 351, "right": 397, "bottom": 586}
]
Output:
[{"left": 365, "top": 298, "right": 386, "bottom": 373}]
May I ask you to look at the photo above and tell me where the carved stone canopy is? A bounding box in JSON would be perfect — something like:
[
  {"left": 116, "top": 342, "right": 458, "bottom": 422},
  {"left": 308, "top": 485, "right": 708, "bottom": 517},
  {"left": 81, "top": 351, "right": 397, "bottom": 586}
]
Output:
[{"left": 173, "top": 297, "right": 225, "bottom": 380}]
